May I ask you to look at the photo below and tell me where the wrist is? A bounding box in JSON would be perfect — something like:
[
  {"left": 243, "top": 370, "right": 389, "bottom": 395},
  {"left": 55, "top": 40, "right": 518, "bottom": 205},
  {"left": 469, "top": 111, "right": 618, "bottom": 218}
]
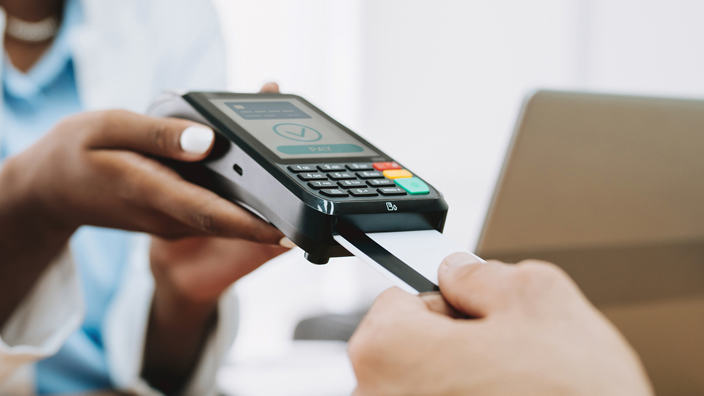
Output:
[
  {"left": 152, "top": 279, "right": 219, "bottom": 330},
  {"left": 0, "top": 157, "right": 75, "bottom": 247},
  {"left": 0, "top": 155, "right": 77, "bottom": 235},
  {"left": 143, "top": 273, "right": 219, "bottom": 395},
  {"left": 0, "top": 157, "right": 77, "bottom": 326},
  {"left": 143, "top": 276, "right": 218, "bottom": 395}
]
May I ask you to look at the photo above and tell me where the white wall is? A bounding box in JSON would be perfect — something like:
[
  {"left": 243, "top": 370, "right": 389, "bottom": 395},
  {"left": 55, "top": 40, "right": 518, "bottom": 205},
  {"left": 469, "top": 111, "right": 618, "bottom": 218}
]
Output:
[
  {"left": 358, "top": 0, "right": 584, "bottom": 246},
  {"left": 212, "top": 0, "right": 704, "bottom": 389},
  {"left": 586, "top": 0, "right": 704, "bottom": 96}
]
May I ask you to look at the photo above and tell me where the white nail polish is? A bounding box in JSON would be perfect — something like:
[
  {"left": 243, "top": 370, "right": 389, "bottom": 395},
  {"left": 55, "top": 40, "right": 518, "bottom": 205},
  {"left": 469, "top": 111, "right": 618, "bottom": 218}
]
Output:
[
  {"left": 279, "top": 237, "right": 297, "bottom": 248},
  {"left": 180, "top": 126, "right": 214, "bottom": 154}
]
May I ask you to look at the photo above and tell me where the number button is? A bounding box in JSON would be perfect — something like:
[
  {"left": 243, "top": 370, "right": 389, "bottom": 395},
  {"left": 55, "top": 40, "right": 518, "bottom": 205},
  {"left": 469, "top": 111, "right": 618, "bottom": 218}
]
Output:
[
  {"left": 356, "top": 171, "right": 384, "bottom": 179},
  {"left": 367, "top": 179, "right": 395, "bottom": 187},
  {"left": 328, "top": 172, "right": 356, "bottom": 180},
  {"left": 320, "top": 188, "right": 349, "bottom": 197},
  {"left": 317, "top": 164, "right": 346, "bottom": 171},
  {"left": 378, "top": 187, "right": 407, "bottom": 196},
  {"left": 338, "top": 180, "right": 367, "bottom": 188},
  {"left": 346, "top": 163, "right": 373, "bottom": 171},
  {"left": 308, "top": 180, "right": 337, "bottom": 189},
  {"left": 298, "top": 172, "right": 327, "bottom": 181},
  {"left": 349, "top": 188, "right": 379, "bottom": 197},
  {"left": 288, "top": 165, "right": 316, "bottom": 172}
]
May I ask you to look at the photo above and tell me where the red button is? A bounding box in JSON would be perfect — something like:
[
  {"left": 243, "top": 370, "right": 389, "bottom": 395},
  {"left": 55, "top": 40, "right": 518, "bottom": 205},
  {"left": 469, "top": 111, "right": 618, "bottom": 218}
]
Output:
[{"left": 373, "top": 162, "right": 401, "bottom": 171}]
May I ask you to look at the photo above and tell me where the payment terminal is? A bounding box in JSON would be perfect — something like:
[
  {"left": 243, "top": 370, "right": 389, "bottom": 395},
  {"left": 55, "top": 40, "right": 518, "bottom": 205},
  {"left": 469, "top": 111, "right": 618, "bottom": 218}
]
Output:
[{"left": 148, "top": 91, "right": 481, "bottom": 294}]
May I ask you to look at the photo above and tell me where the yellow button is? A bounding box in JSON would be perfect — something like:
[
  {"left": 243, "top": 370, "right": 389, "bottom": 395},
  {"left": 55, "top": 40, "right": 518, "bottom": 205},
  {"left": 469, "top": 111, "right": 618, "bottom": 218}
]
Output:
[{"left": 383, "top": 169, "right": 413, "bottom": 179}]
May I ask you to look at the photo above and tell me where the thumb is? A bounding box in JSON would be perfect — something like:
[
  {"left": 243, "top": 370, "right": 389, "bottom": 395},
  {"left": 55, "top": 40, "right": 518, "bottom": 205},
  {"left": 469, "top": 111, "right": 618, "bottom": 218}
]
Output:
[
  {"left": 438, "top": 253, "right": 512, "bottom": 318},
  {"left": 84, "top": 110, "right": 215, "bottom": 161}
]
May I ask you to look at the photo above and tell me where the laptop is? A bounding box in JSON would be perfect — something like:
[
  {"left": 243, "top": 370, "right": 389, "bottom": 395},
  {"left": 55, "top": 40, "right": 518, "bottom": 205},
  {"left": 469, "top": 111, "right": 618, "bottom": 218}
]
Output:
[{"left": 475, "top": 90, "right": 704, "bottom": 396}]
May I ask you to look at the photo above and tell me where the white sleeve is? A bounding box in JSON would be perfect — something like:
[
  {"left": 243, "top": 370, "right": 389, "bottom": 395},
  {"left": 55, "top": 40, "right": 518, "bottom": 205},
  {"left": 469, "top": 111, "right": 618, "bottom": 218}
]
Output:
[
  {"left": 0, "top": 248, "right": 84, "bottom": 394},
  {"left": 104, "top": 235, "right": 239, "bottom": 396}
]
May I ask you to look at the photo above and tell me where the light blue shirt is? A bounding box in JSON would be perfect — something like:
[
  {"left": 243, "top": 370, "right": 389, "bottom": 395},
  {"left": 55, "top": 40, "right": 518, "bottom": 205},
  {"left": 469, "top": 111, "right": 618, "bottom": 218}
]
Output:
[{"left": 1, "top": 1, "right": 133, "bottom": 393}]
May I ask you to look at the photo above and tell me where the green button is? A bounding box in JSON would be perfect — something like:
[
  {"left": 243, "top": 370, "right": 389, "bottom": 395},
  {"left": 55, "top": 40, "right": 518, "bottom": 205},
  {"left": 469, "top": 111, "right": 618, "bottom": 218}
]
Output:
[
  {"left": 395, "top": 177, "right": 429, "bottom": 195},
  {"left": 277, "top": 144, "right": 364, "bottom": 155}
]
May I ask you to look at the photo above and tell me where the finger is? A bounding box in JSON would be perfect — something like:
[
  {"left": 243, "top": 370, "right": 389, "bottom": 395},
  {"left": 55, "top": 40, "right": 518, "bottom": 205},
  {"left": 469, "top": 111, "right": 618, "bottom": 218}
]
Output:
[
  {"left": 419, "top": 292, "right": 466, "bottom": 319},
  {"left": 148, "top": 172, "right": 285, "bottom": 244},
  {"left": 349, "top": 287, "right": 428, "bottom": 358},
  {"left": 82, "top": 110, "right": 215, "bottom": 161},
  {"left": 259, "top": 82, "right": 280, "bottom": 93},
  {"left": 368, "top": 287, "right": 428, "bottom": 318},
  {"left": 91, "top": 150, "right": 286, "bottom": 244},
  {"left": 438, "top": 253, "right": 514, "bottom": 318},
  {"left": 151, "top": 236, "right": 291, "bottom": 288}
]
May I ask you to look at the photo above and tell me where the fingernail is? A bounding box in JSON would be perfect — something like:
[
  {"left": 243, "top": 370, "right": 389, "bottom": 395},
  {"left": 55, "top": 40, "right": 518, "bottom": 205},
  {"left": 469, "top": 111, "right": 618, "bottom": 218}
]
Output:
[
  {"left": 443, "top": 252, "right": 478, "bottom": 268},
  {"left": 180, "top": 126, "right": 214, "bottom": 154},
  {"left": 279, "top": 237, "right": 297, "bottom": 248}
]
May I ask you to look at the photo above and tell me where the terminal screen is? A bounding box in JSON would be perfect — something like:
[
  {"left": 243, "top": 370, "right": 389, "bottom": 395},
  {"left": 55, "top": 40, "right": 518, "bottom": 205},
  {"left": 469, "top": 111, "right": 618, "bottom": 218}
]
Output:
[{"left": 210, "top": 98, "right": 377, "bottom": 160}]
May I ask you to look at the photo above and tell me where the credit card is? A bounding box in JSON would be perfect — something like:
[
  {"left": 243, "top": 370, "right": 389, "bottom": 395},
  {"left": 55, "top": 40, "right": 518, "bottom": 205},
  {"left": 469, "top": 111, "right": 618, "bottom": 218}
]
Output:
[{"left": 334, "top": 226, "right": 485, "bottom": 294}]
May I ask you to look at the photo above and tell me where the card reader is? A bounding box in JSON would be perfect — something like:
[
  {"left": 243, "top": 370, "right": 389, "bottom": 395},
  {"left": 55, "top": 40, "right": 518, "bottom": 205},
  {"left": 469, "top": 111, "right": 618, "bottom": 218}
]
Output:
[{"left": 148, "top": 91, "right": 464, "bottom": 293}]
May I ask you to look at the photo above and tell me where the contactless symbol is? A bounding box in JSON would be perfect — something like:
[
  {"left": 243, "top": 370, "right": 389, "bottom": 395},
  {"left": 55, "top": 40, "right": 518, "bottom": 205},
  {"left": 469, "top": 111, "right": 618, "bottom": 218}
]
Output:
[{"left": 273, "top": 123, "right": 322, "bottom": 142}]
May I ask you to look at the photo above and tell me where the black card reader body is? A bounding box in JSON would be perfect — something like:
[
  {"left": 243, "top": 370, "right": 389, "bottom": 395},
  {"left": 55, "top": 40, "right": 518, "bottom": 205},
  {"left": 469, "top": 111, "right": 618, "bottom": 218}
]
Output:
[{"left": 148, "top": 91, "right": 448, "bottom": 264}]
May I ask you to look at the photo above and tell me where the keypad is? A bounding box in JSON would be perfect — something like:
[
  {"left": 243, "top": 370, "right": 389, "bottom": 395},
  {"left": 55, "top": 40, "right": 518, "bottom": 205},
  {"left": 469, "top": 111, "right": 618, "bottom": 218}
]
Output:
[
  {"left": 286, "top": 162, "right": 430, "bottom": 198},
  {"left": 349, "top": 188, "right": 378, "bottom": 197},
  {"left": 346, "top": 163, "right": 373, "bottom": 171},
  {"left": 320, "top": 188, "right": 349, "bottom": 197},
  {"left": 328, "top": 172, "right": 357, "bottom": 180},
  {"left": 395, "top": 177, "right": 430, "bottom": 195},
  {"left": 288, "top": 165, "right": 316, "bottom": 172},
  {"left": 308, "top": 180, "right": 337, "bottom": 189},
  {"left": 372, "top": 162, "right": 402, "bottom": 171},
  {"left": 298, "top": 172, "right": 327, "bottom": 181},
  {"left": 338, "top": 180, "right": 367, "bottom": 188},
  {"left": 383, "top": 169, "right": 413, "bottom": 179},
  {"left": 356, "top": 171, "right": 384, "bottom": 179},
  {"left": 318, "top": 164, "right": 346, "bottom": 172},
  {"left": 367, "top": 179, "right": 396, "bottom": 187},
  {"left": 378, "top": 187, "right": 407, "bottom": 196}
]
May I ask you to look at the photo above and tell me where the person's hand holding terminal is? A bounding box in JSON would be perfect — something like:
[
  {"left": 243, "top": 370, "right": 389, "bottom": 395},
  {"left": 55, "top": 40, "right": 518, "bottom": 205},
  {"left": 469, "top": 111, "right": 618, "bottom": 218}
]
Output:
[
  {"left": 0, "top": 82, "right": 289, "bottom": 393},
  {"left": 349, "top": 253, "right": 654, "bottom": 396},
  {"left": 145, "top": 82, "right": 293, "bottom": 390}
]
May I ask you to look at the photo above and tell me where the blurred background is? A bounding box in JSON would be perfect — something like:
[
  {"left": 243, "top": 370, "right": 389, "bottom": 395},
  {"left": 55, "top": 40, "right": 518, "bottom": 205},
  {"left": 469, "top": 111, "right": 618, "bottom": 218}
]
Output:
[{"left": 209, "top": 1, "right": 704, "bottom": 394}]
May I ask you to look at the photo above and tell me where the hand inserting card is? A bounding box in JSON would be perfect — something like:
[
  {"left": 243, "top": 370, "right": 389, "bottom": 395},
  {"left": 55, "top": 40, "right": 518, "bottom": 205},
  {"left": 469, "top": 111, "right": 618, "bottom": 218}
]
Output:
[{"left": 335, "top": 225, "right": 485, "bottom": 294}]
